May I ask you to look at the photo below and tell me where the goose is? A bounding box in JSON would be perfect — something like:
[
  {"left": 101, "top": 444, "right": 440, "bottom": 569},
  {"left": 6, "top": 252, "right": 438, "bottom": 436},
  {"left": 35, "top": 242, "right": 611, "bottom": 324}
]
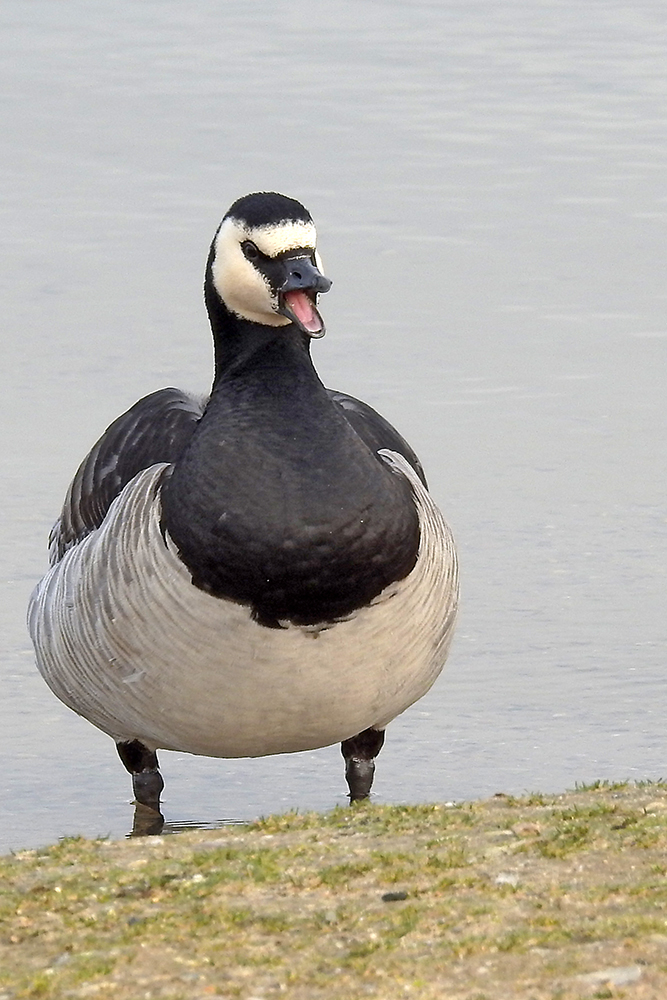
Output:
[{"left": 28, "top": 192, "right": 458, "bottom": 827}]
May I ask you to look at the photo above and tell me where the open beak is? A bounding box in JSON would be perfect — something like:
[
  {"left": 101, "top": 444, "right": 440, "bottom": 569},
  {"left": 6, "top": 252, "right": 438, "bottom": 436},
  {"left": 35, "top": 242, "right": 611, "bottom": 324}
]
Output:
[{"left": 277, "top": 255, "right": 332, "bottom": 338}]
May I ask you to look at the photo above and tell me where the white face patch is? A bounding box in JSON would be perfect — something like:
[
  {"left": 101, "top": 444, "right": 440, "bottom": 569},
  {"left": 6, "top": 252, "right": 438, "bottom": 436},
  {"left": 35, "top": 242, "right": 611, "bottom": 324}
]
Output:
[
  {"left": 211, "top": 217, "right": 319, "bottom": 326},
  {"left": 252, "top": 220, "right": 317, "bottom": 257}
]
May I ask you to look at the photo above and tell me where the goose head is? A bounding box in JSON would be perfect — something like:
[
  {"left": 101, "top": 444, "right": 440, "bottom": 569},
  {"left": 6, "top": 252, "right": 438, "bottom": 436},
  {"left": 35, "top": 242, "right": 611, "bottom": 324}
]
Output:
[{"left": 205, "top": 192, "right": 332, "bottom": 338}]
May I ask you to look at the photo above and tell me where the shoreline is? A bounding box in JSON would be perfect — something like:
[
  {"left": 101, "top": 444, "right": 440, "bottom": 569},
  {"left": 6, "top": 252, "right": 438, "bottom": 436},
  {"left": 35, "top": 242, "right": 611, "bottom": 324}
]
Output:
[{"left": 2, "top": 780, "right": 667, "bottom": 998}]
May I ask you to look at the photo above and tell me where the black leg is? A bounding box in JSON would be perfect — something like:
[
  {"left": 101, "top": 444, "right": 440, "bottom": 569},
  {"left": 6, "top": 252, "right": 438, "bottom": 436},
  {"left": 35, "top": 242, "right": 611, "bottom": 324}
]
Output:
[
  {"left": 341, "top": 727, "right": 385, "bottom": 801},
  {"left": 117, "top": 739, "right": 165, "bottom": 836}
]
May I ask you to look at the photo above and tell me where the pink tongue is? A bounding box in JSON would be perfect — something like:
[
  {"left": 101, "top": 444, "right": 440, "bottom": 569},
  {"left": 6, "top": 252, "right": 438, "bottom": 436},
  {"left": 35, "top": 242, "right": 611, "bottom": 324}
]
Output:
[{"left": 284, "top": 290, "right": 322, "bottom": 333}]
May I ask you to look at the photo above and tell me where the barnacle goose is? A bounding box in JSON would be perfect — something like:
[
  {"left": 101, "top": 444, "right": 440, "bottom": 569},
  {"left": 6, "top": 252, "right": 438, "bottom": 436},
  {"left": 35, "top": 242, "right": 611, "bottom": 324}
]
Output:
[{"left": 28, "top": 192, "right": 458, "bottom": 831}]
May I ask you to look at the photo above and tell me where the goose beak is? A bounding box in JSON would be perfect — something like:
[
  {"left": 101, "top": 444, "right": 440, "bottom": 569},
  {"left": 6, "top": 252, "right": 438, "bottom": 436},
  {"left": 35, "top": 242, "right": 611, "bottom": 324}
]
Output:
[{"left": 278, "top": 256, "right": 332, "bottom": 338}]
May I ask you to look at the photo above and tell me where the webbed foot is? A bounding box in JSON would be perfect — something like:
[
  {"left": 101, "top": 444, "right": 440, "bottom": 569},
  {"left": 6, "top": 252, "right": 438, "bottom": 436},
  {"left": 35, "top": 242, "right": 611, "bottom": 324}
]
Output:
[
  {"left": 116, "top": 739, "right": 165, "bottom": 835},
  {"left": 341, "top": 727, "right": 385, "bottom": 801}
]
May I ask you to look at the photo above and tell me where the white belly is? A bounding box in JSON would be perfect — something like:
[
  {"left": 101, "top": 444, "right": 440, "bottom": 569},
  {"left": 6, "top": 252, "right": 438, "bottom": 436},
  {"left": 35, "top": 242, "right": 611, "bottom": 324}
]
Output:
[{"left": 28, "top": 454, "right": 458, "bottom": 758}]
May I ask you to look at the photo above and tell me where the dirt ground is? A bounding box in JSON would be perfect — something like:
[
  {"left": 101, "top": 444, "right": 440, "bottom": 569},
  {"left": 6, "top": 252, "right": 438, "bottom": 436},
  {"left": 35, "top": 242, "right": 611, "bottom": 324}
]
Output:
[{"left": 2, "top": 781, "right": 667, "bottom": 999}]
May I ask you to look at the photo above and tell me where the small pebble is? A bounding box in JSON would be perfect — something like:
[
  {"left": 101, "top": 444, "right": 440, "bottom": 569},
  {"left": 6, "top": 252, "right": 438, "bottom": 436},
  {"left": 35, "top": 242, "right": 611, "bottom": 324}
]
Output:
[
  {"left": 512, "top": 822, "right": 541, "bottom": 837},
  {"left": 382, "top": 891, "right": 408, "bottom": 902},
  {"left": 494, "top": 872, "right": 520, "bottom": 887},
  {"left": 577, "top": 964, "right": 643, "bottom": 987}
]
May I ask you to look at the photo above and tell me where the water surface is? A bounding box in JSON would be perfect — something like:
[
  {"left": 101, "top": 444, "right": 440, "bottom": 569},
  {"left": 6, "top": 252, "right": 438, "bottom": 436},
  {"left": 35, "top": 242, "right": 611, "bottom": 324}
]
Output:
[{"left": 1, "top": 0, "right": 666, "bottom": 853}]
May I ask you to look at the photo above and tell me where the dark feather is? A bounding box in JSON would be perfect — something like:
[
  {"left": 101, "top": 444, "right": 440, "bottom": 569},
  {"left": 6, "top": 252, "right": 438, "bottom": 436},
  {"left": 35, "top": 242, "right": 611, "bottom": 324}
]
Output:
[
  {"left": 49, "top": 385, "right": 423, "bottom": 568},
  {"left": 328, "top": 390, "right": 427, "bottom": 488},
  {"left": 50, "top": 388, "right": 205, "bottom": 563}
]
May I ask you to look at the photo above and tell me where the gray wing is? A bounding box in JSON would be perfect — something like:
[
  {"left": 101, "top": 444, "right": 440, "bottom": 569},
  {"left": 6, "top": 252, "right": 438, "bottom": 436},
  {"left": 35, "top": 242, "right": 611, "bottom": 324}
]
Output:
[
  {"left": 50, "top": 388, "right": 206, "bottom": 564},
  {"left": 328, "top": 390, "right": 428, "bottom": 488}
]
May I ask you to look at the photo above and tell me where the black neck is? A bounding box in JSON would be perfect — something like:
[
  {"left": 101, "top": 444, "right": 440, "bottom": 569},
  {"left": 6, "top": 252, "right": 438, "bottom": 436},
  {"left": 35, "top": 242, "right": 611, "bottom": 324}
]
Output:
[
  {"left": 204, "top": 246, "right": 312, "bottom": 385},
  {"left": 162, "top": 289, "right": 420, "bottom": 627}
]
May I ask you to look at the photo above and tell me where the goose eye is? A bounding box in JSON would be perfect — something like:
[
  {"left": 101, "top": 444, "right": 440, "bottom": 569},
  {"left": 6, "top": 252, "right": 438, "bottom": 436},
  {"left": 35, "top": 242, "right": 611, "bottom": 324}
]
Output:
[{"left": 241, "top": 241, "right": 259, "bottom": 261}]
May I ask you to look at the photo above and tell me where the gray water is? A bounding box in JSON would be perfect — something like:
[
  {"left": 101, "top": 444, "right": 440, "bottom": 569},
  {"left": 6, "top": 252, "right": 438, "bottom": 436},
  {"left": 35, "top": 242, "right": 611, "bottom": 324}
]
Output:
[{"left": 1, "top": 0, "right": 666, "bottom": 854}]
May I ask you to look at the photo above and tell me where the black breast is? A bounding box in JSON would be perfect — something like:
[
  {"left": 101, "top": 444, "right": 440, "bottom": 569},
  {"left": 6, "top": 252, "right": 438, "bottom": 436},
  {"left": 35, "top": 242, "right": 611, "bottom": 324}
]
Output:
[{"left": 160, "top": 337, "right": 420, "bottom": 628}]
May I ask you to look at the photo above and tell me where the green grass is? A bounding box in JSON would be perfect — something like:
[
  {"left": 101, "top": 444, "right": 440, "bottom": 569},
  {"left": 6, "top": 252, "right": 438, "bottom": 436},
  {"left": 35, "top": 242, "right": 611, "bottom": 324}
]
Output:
[{"left": 2, "top": 783, "right": 667, "bottom": 999}]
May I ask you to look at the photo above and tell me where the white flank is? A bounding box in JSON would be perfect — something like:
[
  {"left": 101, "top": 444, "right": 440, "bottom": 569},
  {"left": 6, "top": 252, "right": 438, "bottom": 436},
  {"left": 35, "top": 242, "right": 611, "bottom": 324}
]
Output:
[{"left": 28, "top": 453, "right": 458, "bottom": 758}]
